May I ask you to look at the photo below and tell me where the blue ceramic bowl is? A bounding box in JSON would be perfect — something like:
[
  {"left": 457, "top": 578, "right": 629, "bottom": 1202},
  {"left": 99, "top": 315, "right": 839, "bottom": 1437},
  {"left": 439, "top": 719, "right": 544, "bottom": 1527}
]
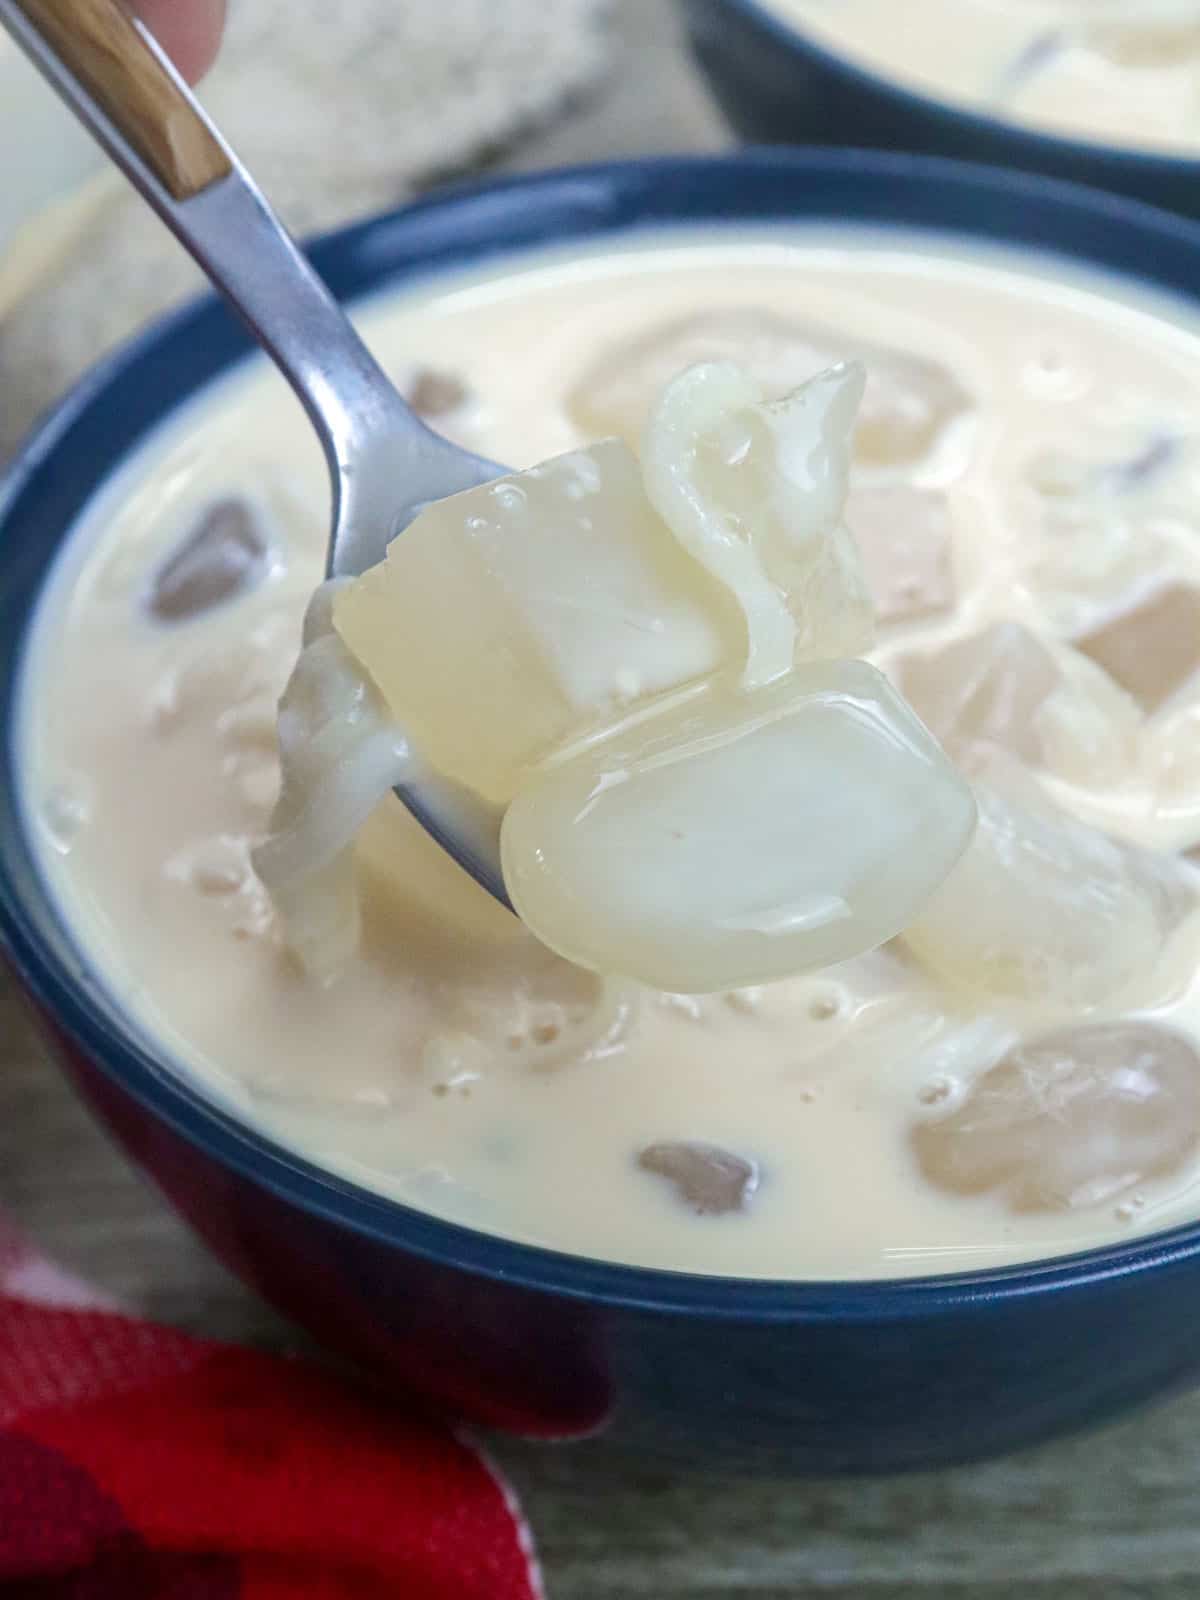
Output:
[
  {"left": 681, "top": 0, "right": 1200, "bottom": 219},
  {"left": 7, "top": 151, "right": 1200, "bottom": 1474}
]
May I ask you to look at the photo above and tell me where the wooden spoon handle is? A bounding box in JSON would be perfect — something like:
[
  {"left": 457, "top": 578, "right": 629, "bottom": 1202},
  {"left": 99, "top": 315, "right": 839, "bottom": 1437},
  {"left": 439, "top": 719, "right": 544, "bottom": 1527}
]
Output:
[{"left": 12, "top": 0, "right": 229, "bottom": 198}]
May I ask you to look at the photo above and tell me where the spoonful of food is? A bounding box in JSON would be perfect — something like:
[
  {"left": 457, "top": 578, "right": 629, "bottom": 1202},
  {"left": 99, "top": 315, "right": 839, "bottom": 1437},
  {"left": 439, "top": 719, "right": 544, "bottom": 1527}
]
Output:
[
  {"left": 3, "top": 0, "right": 979, "bottom": 996},
  {"left": 0, "top": 0, "right": 513, "bottom": 902}
]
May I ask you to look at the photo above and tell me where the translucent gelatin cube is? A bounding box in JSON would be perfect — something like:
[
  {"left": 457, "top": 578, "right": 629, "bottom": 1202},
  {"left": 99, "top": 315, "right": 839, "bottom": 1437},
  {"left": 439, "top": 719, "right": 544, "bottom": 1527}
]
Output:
[
  {"left": 148, "top": 496, "right": 268, "bottom": 622},
  {"left": 569, "top": 309, "right": 970, "bottom": 468},
  {"left": 913, "top": 1022, "right": 1200, "bottom": 1213},
  {"left": 847, "top": 485, "right": 956, "bottom": 624},
  {"left": 904, "top": 751, "right": 1196, "bottom": 1005},
  {"left": 642, "top": 361, "right": 874, "bottom": 685},
  {"left": 637, "top": 1141, "right": 760, "bottom": 1216},
  {"left": 1073, "top": 582, "right": 1200, "bottom": 712},
  {"left": 898, "top": 622, "right": 1060, "bottom": 764},
  {"left": 1034, "top": 648, "right": 1142, "bottom": 789},
  {"left": 502, "top": 660, "right": 977, "bottom": 993},
  {"left": 333, "top": 441, "right": 730, "bottom": 804}
]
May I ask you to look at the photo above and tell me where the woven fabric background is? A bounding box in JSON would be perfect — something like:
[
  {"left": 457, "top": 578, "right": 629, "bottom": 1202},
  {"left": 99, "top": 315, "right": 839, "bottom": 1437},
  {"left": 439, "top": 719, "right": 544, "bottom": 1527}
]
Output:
[{"left": 0, "top": 0, "right": 611, "bottom": 451}]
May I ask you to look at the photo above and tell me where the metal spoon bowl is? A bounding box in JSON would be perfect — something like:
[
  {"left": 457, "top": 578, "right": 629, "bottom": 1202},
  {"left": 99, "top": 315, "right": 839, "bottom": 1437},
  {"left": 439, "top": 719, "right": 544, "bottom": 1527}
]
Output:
[{"left": 1, "top": 0, "right": 512, "bottom": 904}]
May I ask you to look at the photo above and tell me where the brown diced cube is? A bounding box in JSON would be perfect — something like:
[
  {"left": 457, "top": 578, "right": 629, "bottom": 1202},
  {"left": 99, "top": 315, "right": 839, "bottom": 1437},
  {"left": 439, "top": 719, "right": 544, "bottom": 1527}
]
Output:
[
  {"left": 637, "top": 1140, "right": 760, "bottom": 1216},
  {"left": 1074, "top": 582, "right": 1200, "bottom": 712},
  {"left": 408, "top": 368, "right": 468, "bottom": 418},
  {"left": 848, "top": 485, "right": 956, "bottom": 624},
  {"left": 148, "top": 497, "right": 267, "bottom": 623},
  {"left": 898, "top": 621, "right": 1059, "bottom": 763}
]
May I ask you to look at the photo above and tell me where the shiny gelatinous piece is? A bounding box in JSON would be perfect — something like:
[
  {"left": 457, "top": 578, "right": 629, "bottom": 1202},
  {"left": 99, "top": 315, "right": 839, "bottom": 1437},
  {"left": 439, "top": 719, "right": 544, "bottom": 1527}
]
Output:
[
  {"left": 253, "top": 585, "right": 411, "bottom": 979},
  {"left": 502, "top": 660, "right": 977, "bottom": 993},
  {"left": 569, "top": 308, "right": 970, "bottom": 468},
  {"left": 913, "top": 1022, "right": 1200, "bottom": 1213},
  {"left": 1073, "top": 582, "right": 1200, "bottom": 712},
  {"left": 847, "top": 484, "right": 956, "bottom": 624},
  {"left": 904, "top": 752, "right": 1195, "bottom": 1005},
  {"left": 1033, "top": 649, "right": 1142, "bottom": 790},
  {"left": 642, "top": 362, "right": 874, "bottom": 684},
  {"left": 637, "top": 1141, "right": 760, "bottom": 1215},
  {"left": 333, "top": 441, "right": 730, "bottom": 805},
  {"left": 899, "top": 622, "right": 1060, "bottom": 763},
  {"left": 335, "top": 360, "right": 874, "bottom": 805},
  {"left": 148, "top": 497, "right": 268, "bottom": 622}
]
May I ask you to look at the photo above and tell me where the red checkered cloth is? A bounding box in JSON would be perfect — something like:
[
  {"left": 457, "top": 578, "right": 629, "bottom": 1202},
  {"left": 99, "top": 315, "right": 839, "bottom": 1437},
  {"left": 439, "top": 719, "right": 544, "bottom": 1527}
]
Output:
[{"left": 0, "top": 1220, "right": 542, "bottom": 1598}]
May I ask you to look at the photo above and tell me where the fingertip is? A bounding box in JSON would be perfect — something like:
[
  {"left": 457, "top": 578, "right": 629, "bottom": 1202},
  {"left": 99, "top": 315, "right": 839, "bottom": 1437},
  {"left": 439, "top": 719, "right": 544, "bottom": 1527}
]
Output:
[{"left": 134, "top": 0, "right": 226, "bottom": 84}]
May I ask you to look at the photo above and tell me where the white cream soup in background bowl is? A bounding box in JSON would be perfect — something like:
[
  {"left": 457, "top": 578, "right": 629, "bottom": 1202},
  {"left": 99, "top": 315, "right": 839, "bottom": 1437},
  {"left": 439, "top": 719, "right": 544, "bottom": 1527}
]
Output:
[
  {"left": 12, "top": 154, "right": 1200, "bottom": 1468},
  {"left": 774, "top": 0, "right": 1200, "bottom": 156},
  {"left": 679, "top": 0, "right": 1200, "bottom": 218}
]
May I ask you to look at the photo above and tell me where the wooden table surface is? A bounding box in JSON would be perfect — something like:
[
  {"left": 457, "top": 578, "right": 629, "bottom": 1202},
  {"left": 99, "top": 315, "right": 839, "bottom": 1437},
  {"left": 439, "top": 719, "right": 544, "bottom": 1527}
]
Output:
[{"left": 7, "top": 6, "right": 1200, "bottom": 1595}]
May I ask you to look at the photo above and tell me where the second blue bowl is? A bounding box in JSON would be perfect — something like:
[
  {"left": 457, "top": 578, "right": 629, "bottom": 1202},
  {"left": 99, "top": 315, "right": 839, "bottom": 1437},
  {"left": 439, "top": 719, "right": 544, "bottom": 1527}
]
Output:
[{"left": 681, "top": 0, "right": 1200, "bottom": 220}]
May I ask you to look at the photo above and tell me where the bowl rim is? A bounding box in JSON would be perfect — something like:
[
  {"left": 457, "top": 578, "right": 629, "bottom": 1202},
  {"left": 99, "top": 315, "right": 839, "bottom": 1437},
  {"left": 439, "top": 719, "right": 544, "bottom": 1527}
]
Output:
[
  {"left": 705, "top": 0, "right": 1200, "bottom": 178},
  {"left": 8, "top": 147, "right": 1200, "bottom": 1322}
]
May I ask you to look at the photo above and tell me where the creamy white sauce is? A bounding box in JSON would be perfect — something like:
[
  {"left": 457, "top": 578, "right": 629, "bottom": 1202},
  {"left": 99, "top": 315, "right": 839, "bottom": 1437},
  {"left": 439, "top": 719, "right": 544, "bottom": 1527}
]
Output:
[
  {"left": 773, "top": 0, "right": 1200, "bottom": 155},
  {"left": 22, "top": 229, "right": 1200, "bottom": 1278}
]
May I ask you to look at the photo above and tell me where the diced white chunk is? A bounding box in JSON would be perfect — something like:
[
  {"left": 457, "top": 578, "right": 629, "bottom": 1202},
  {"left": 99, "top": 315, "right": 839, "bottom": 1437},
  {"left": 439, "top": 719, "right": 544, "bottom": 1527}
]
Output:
[
  {"left": 898, "top": 621, "right": 1060, "bottom": 764},
  {"left": 1035, "top": 647, "right": 1143, "bottom": 788},
  {"left": 501, "top": 660, "right": 976, "bottom": 994},
  {"left": 913, "top": 1022, "right": 1200, "bottom": 1213},
  {"left": 904, "top": 751, "right": 1196, "bottom": 1006},
  {"left": 335, "top": 360, "right": 873, "bottom": 805},
  {"left": 333, "top": 441, "right": 730, "bottom": 805},
  {"left": 570, "top": 308, "right": 970, "bottom": 468},
  {"left": 642, "top": 361, "right": 874, "bottom": 686}
]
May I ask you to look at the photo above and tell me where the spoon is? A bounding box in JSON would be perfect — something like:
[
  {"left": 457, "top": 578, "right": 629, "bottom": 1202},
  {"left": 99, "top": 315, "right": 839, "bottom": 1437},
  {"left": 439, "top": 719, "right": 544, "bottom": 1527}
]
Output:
[{"left": 1, "top": 0, "right": 513, "bottom": 905}]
